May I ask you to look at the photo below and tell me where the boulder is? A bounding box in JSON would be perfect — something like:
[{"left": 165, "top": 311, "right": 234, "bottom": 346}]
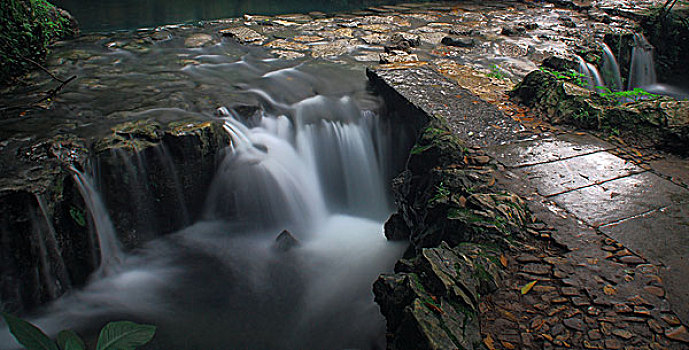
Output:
[
  {"left": 384, "top": 212, "right": 411, "bottom": 241},
  {"left": 274, "top": 229, "right": 300, "bottom": 252}
]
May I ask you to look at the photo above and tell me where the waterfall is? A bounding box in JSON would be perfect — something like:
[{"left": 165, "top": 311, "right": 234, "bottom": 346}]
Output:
[
  {"left": 1, "top": 60, "right": 410, "bottom": 350},
  {"left": 576, "top": 55, "right": 604, "bottom": 91},
  {"left": 206, "top": 88, "right": 393, "bottom": 232},
  {"left": 152, "top": 144, "right": 191, "bottom": 226},
  {"left": 70, "top": 167, "right": 124, "bottom": 276},
  {"left": 628, "top": 32, "right": 657, "bottom": 89},
  {"left": 601, "top": 42, "right": 623, "bottom": 91},
  {"left": 34, "top": 195, "right": 71, "bottom": 296}
]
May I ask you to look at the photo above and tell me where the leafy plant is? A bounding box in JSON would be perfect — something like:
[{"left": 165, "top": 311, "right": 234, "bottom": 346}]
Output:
[
  {"left": 69, "top": 207, "right": 86, "bottom": 227},
  {"left": 595, "top": 86, "right": 660, "bottom": 102},
  {"left": 486, "top": 64, "right": 506, "bottom": 79},
  {"left": 1, "top": 312, "right": 155, "bottom": 350},
  {"left": 430, "top": 181, "right": 451, "bottom": 203},
  {"left": 539, "top": 67, "right": 589, "bottom": 88}
]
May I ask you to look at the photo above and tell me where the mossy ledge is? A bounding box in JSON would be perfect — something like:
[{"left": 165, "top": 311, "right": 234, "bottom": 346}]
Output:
[
  {"left": 0, "top": 117, "right": 229, "bottom": 313},
  {"left": 368, "top": 68, "right": 532, "bottom": 350},
  {"left": 510, "top": 69, "right": 689, "bottom": 154}
]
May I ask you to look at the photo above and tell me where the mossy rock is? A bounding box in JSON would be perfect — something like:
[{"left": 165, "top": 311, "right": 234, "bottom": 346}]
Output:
[
  {"left": 373, "top": 242, "right": 499, "bottom": 350},
  {"left": 1, "top": 0, "right": 78, "bottom": 84}
]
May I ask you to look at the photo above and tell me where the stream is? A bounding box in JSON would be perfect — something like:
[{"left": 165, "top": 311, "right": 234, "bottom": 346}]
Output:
[{"left": 0, "top": 31, "right": 412, "bottom": 349}]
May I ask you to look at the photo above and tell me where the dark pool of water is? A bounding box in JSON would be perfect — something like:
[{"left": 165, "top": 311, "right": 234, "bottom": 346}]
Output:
[{"left": 52, "top": 0, "right": 420, "bottom": 32}]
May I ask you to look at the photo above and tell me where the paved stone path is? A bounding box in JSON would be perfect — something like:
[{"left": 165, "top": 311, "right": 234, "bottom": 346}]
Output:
[{"left": 370, "top": 66, "right": 689, "bottom": 348}]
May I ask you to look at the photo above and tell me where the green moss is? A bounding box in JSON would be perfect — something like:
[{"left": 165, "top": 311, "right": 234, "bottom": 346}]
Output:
[
  {"left": 410, "top": 144, "right": 433, "bottom": 155},
  {"left": 0, "top": 0, "right": 75, "bottom": 83}
]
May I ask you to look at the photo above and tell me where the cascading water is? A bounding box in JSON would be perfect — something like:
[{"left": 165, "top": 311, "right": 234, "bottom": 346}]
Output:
[
  {"left": 1, "top": 58, "right": 411, "bottom": 350},
  {"left": 600, "top": 42, "right": 623, "bottom": 92},
  {"left": 628, "top": 32, "right": 657, "bottom": 90},
  {"left": 34, "top": 195, "right": 71, "bottom": 297},
  {"left": 70, "top": 167, "right": 124, "bottom": 277},
  {"left": 576, "top": 55, "right": 605, "bottom": 91}
]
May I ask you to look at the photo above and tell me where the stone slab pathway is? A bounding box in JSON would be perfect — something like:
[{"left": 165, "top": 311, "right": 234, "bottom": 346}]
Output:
[{"left": 369, "top": 66, "right": 689, "bottom": 348}]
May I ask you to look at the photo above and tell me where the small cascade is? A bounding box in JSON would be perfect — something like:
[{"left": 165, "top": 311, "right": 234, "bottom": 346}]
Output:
[
  {"left": 70, "top": 167, "right": 124, "bottom": 276},
  {"left": 628, "top": 32, "right": 657, "bottom": 89},
  {"left": 152, "top": 144, "right": 191, "bottom": 226},
  {"left": 601, "top": 42, "right": 623, "bottom": 91},
  {"left": 34, "top": 195, "right": 71, "bottom": 295},
  {"left": 206, "top": 86, "right": 395, "bottom": 230},
  {"left": 576, "top": 55, "right": 605, "bottom": 91}
]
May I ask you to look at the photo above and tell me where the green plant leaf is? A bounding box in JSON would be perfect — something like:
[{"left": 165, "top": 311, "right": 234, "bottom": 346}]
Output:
[
  {"left": 1, "top": 312, "right": 59, "bottom": 350},
  {"left": 57, "top": 330, "right": 85, "bottom": 350},
  {"left": 96, "top": 321, "right": 156, "bottom": 350}
]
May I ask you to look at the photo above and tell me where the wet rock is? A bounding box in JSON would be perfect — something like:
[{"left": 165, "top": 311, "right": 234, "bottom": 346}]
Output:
[
  {"left": 94, "top": 118, "right": 230, "bottom": 247},
  {"left": 559, "top": 15, "right": 576, "bottom": 28},
  {"left": 564, "top": 317, "right": 586, "bottom": 331},
  {"left": 385, "top": 212, "right": 411, "bottom": 241},
  {"left": 440, "top": 36, "right": 476, "bottom": 48},
  {"left": 386, "top": 32, "right": 420, "bottom": 52},
  {"left": 541, "top": 56, "right": 578, "bottom": 72},
  {"left": 611, "top": 328, "right": 633, "bottom": 339},
  {"left": 271, "top": 50, "right": 305, "bottom": 60},
  {"left": 501, "top": 26, "right": 525, "bottom": 36},
  {"left": 264, "top": 39, "right": 308, "bottom": 51},
  {"left": 665, "top": 325, "right": 689, "bottom": 343},
  {"left": 219, "top": 27, "right": 266, "bottom": 45},
  {"left": 380, "top": 51, "right": 419, "bottom": 64},
  {"left": 150, "top": 30, "right": 172, "bottom": 41},
  {"left": 519, "top": 22, "right": 539, "bottom": 30},
  {"left": 311, "top": 39, "right": 358, "bottom": 58},
  {"left": 184, "top": 33, "right": 214, "bottom": 48},
  {"left": 274, "top": 229, "right": 300, "bottom": 252},
  {"left": 374, "top": 243, "right": 497, "bottom": 350}
]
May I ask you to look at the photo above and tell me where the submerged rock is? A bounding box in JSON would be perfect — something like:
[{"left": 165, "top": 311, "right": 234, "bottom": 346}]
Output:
[
  {"left": 440, "top": 36, "right": 476, "bottom": 48},
  {"left": 184, "top": 33, "right": 215, "bottom": 48},
  {"left": 219, "top": 27, "right": 266, "bottom": 45},
  {"left": 274, "top": 229, "right": 300, "bottom": 252}
]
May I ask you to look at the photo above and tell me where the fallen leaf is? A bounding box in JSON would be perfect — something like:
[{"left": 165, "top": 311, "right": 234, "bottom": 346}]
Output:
[
  {"left": 521, "top": 280, "right": 538, "bottom": 295},
  {"left": 483, "top": 334, "right": 496, "bottom": 350},
  {"left": 603, "top": 285, "right": 617, "bottom": 295},
  {"left": 541, "top": 333, "right": 553, "bottom": 341},
  {"left": 424, "top": 301, "right": 444, "bottom": 314},
  {"left": 501, "top": 341, "right": 515, "bottom": 349},
  {"left": 500, "top": 254, "right": 508, "bottom": 267}
]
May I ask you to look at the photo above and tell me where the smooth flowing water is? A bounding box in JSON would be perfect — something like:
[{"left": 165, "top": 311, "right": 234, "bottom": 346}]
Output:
[
  {"left": 0, "top": 36, "right": 412, "bottom": 348},
  {"left": 52, "top": 0, "right": 422, "bottom": 32},
  {"left": 600, "top": 42, "right": 623, "bottom": 92},
  {"left": 628, "top": 32, "right": 657, "bottom": 90},
  {"left": 576, "top": 55, "right": 604, "bottom": 92}
]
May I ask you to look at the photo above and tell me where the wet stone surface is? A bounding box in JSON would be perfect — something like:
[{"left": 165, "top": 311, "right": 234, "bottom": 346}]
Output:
[
  {"left": 514, "top": 152, "right": 644, "bottom": 197},
  {"left": 489, "top": 133, "right": 617, "bottom": 168},
  {"left": 551, "top": 171, "right": 689, "bottom": 226},
  {"left": 600, "top": 204, "right": 689, "bottom": 326},
  {"left": 368, "top": 67, "right": 527, "bottom": 148}
]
